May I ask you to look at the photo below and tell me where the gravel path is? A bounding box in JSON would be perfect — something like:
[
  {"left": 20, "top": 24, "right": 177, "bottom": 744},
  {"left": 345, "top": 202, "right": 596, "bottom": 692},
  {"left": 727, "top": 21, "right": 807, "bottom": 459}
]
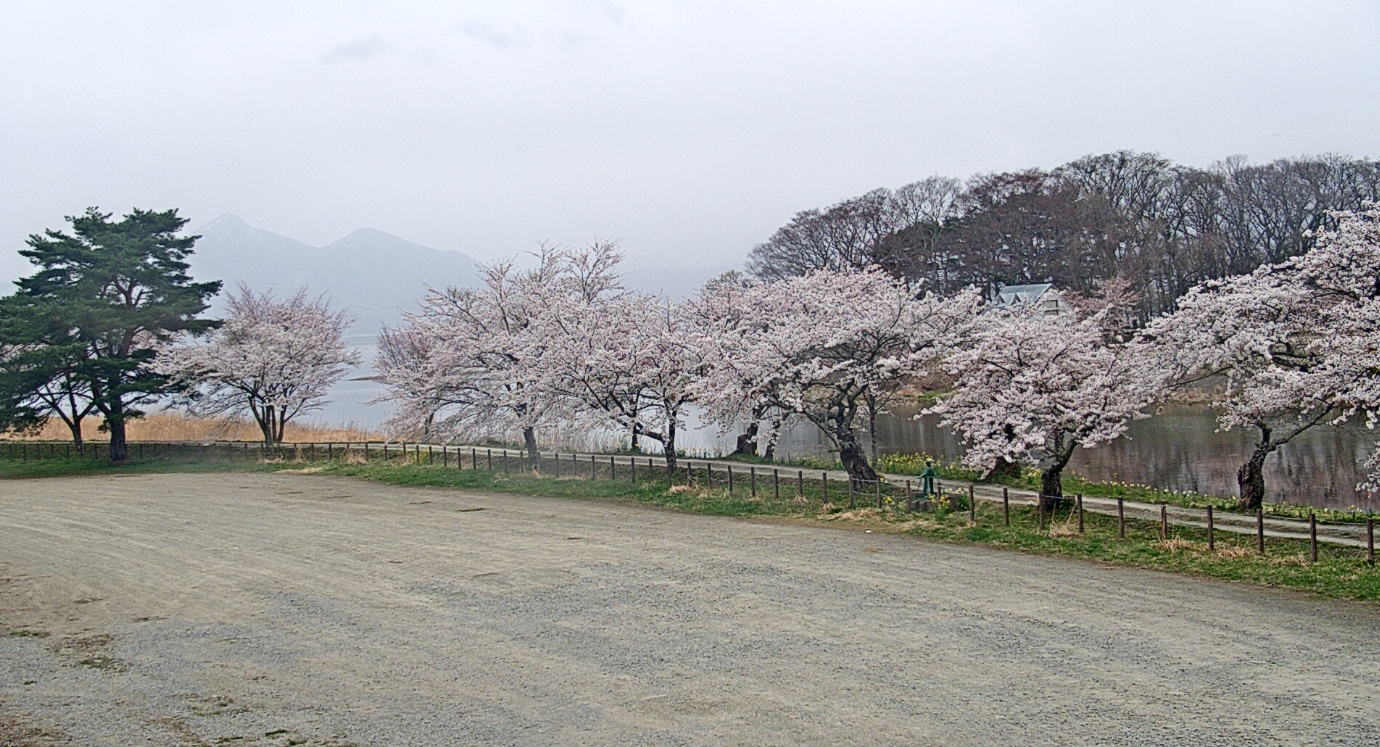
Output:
[{"left": 0, "top": 472, "right": 1377, "bottom": 746}]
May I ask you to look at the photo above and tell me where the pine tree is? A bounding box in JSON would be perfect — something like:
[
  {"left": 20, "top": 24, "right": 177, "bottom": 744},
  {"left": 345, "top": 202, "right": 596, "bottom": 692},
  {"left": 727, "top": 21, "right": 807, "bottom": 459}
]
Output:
[{"left": 2, "top": 208, "right": 220, "bottom": 461}]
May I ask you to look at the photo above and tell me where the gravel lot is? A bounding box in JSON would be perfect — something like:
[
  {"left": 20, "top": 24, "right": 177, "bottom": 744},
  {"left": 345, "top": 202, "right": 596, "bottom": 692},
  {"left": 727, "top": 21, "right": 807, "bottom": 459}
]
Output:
[{"left": 1, "top": 472, "right": 1377, "bottom": 746}]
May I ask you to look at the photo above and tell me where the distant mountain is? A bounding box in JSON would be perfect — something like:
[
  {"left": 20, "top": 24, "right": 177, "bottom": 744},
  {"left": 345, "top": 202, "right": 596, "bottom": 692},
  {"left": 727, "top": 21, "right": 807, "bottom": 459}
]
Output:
[
  {"left": 188, "top": 216, "right": 739, "bottom": 327},
  {"left": 189, "top": 215, "right": 481, "bottom": 331}
]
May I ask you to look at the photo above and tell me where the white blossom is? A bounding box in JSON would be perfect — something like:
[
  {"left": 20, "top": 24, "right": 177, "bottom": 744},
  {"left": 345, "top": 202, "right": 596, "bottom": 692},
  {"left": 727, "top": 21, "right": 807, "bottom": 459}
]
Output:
[
  {"left": 930, "top": 301, "right": 1163, "bottom": 508},
  {"left": 159, "top": 285, "right": 360, "bottom": 445}
]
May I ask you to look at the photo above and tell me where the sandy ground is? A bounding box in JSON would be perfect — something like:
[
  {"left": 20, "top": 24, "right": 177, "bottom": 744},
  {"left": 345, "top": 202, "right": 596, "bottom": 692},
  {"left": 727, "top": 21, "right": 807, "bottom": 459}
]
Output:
[{"left": 0, "top": 473, "right": 1377, "bottom": 746}]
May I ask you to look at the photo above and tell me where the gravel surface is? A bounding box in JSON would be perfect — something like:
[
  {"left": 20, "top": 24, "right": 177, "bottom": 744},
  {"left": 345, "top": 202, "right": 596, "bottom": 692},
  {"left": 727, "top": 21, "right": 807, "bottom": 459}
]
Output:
[{"left": 0, "top": 472, "right": 1377, "bottom": 746}]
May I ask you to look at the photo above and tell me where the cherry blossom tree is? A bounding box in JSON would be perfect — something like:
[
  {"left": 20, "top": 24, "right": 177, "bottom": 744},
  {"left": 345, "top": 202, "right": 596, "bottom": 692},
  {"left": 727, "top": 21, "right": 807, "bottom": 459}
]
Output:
[
  {"left": 159, "top": 285, "right": 359, "bottom": 446},
  {"left": 377, "top": 241, "right": 623, "bottom": 457},
  {"left": 1141, "top": 204, "right": 1380, "bottom": 509},
  {"left": 1262, "top": 205, "right": 1380, "bottom": 493},
  {"left": 533, "top": 285, "right": 698, "bottom": 472},
  {"left": 376, "top": 251, "right": 566, "bottom": 456},
  {"left": 931, "top": 299, "right": 1165, "bottom": 512},
  {"left": 695, "top": 268, "right": 979, "bottom": 485},
  {"left": 683, "top": 272, "right": 794, "bottom": 459}
]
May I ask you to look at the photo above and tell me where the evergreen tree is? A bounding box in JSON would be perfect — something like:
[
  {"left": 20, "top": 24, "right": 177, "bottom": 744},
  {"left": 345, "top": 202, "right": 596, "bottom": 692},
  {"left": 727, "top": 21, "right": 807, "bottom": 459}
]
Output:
[{"left": 1, "top": 208, "right": 220, "bottom": 461}]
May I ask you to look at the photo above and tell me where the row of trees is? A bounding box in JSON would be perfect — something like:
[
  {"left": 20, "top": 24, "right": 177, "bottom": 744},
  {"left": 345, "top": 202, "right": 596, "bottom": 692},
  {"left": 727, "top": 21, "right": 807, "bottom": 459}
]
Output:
[
  {"left": 0, "top": 209, "right": 358, "bottom": 460},
  {"left": 7, "top": 201, "right": 1380, "bottom": 513},
  {"left": 749, "top": 152, "right": 1380, "bottom": 317},
  {"left": 379, "top": 205, "right": 1380, "bottom": 511}
]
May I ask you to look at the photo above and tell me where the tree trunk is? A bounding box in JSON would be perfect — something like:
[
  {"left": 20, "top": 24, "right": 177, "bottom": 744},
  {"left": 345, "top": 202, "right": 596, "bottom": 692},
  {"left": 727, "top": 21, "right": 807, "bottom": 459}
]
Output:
[
  {"left": 762, "top": 416, "right": 782, "bottom": 461},
  {"left": 663, "top": 420, "right": 678, "bottom": 474},
  {"left": 1038, "top": 442, "right": 1073, "bottom": 513},
  {"left": 630, "top": 427, "right": 640, "bottom": 453},
  {"left": 273, "top": 406, "right": 286, "bottom": 445},
  {"left": 836, "top": 427, "right": 877, "bottom": 486},
  {"left": 63, "top": 387, "right": 84, "bottom": 447},
  {"left": 1237, "top": 427, "right": 1274, "bottom": 511},
  {"left": 867, "top": 405, "right": 878, "bottom": 468},
  {"left": 733, "top": 421, "right": 759, "bottom": 457},
  {"left": 65, "top": 417, "right": 84, "bottom": 448},
  {"left": 263, "top": 410, "right": 275, "bottom": 449},
  {"left": 107, "top": 400, "right": 128, "bottom": 463},
  {"left": 1039, "top": 467, "right": 1064, "bottom": 514},
  {"left": 523, "top": 427, "right": 538, "bottom": 460}
]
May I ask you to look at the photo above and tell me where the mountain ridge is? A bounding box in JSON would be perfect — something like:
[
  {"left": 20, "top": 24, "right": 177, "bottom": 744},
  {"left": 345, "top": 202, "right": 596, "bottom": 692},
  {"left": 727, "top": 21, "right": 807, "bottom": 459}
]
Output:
[
  {"left": 188, "top": 215, "right": 738, "bottom": 331},
  {"left": 189, "top": 215, "right": 482, "bottom": 330}
]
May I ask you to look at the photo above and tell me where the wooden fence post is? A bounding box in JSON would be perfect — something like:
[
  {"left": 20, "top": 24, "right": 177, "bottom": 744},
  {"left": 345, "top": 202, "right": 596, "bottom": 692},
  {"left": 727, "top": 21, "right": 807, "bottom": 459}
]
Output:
[
  {"left": 472, "top": 448, "right": 478, "bottom": 469},
  {"left": 1207, "top": 505, "right": 1215, "bottom": 551},
  {"left": 906, "top": 479, "right": 913, "bottom": 511},
  {"left": 1160, "top": 505, "right": 1168, "bottom": 540},
  {"left": 727, "top": 465, "right": 734, "bottom": 493},
  {"left": 1003, "top": 487, "right": 1010, "bottom": 526},
  {"left": 877, "top": 477, "right": 883, "bottom": 509},
  {"left": 847, "top": 477, "right": 855, "bottom": 509},
  {"left": 1309, "top": 513, "right": 1318, "bottom": 563},
  {"left": 609, "top": 456, "right": 615, "bottom": 480},
  {"left": 1076, "top": 494, "right": 1084, "bottom": 534},
  {"left": 750, "top": 466, "right": 757, "bottom": 497},
  {"left": 1369, "top": 518, "right": 1375, "bottom": 565},
  {"left": 822, "top": 472, "right": 828, "bottom": 502},
  {"left": 969, "top": 485, "right": 976, "bottom": 522},
  {"left": 1038, "top": 500, "right": 1046, "bottom": 531},
  {"left": 1257, "top": 508, "right": 1265, "bottom": 554},
  {"left": 773, "top": 469, "right": 780, "bottom": 500},
  {"left": 798, "top": 470, "right": 804, "bottom": 497},
  {"left": 631, "top": 457, "right": 637, "bottom": 482},
  {"left": 1117, "top": 498, "right": 1125, "bottom": 539}
]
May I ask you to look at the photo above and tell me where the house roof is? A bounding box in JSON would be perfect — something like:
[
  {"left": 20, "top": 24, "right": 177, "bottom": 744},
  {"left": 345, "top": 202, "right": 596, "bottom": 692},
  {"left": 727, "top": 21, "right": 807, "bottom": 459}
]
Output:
[{"left": 995, "top": 283, "right": 1056, "bottom": 305}]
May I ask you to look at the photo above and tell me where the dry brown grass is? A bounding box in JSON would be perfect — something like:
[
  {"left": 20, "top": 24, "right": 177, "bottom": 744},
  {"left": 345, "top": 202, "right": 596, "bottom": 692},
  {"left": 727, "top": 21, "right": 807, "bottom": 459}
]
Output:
[
  {"left": 1048, "top": 511, "right": 1082, "bottom": 538},
  {"left": 828, "top": 508, "right": 882, "bottom": 521},
  {"left": 0, "top": 412, "right": 380, "bottom": 443}
]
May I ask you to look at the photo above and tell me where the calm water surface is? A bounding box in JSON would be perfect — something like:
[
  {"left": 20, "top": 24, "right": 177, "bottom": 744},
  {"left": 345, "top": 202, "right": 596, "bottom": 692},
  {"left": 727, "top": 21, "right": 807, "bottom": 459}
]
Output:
[{"left": 700, "top": 404, "right": 1377, "bottom": 511}]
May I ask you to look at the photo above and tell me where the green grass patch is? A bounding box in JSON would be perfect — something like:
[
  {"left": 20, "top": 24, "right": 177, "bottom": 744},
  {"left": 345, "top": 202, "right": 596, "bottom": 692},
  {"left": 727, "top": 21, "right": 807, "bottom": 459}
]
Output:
[{"left": 0, "top": 453, "right": 285, "bottom": 480}]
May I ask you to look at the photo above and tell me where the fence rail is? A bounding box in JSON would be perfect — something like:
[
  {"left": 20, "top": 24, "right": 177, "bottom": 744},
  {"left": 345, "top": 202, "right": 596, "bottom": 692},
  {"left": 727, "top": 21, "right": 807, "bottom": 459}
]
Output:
[{"left": 4, "top": 439, "right": 1373, "bottom": 560}]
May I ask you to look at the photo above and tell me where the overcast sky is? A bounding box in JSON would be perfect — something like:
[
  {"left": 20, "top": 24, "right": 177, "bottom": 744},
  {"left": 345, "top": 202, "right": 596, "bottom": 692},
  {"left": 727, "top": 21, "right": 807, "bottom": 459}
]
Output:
[{"left": 2, "top": 1, "right": 1378, "bottom": 285}]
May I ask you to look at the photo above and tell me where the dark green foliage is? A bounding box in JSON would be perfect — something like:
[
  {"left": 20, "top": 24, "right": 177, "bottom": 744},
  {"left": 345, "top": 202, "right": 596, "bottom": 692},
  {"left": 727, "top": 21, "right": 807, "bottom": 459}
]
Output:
[{"left": 0, "top": 208, "right": 220, "bottom": 460}]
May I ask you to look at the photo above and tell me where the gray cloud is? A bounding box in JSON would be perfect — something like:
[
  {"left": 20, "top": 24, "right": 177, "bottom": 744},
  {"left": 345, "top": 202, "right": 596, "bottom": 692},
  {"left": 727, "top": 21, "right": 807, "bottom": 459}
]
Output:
[
  {"left": 321, "top": 34, "right": 392, "bottom": 63},
  {"left": 0, "top": 1, "right": 1377, "bottom": 288},
  {"left": 455, "top": 19, "right": 525, "bottom": 49}
]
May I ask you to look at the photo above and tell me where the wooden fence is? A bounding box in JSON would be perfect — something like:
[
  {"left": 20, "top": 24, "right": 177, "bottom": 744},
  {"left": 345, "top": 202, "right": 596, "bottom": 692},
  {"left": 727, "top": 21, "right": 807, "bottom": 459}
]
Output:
[{"left": 4, "top": 439, "right": 1373, "bottom": 562}]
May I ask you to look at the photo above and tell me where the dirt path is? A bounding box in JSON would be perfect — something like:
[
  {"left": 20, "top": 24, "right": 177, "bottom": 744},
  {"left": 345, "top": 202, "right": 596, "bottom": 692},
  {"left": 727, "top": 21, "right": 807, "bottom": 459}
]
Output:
[{"left": 0, "top": 473, "right": 1377, "bottom": 746}]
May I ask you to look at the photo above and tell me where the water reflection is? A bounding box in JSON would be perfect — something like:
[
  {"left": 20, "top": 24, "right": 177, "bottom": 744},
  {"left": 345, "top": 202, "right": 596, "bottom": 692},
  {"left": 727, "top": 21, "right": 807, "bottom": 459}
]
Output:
[{"left": 689, "top": 404, "right": 1377, "bottom": 511}]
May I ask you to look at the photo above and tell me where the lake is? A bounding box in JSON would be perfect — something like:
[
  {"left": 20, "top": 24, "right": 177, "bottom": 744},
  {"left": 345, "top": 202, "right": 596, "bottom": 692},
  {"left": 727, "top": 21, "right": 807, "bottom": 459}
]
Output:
[{"left": 742, "top": 404, "right": 1377, "bottom": 511}]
